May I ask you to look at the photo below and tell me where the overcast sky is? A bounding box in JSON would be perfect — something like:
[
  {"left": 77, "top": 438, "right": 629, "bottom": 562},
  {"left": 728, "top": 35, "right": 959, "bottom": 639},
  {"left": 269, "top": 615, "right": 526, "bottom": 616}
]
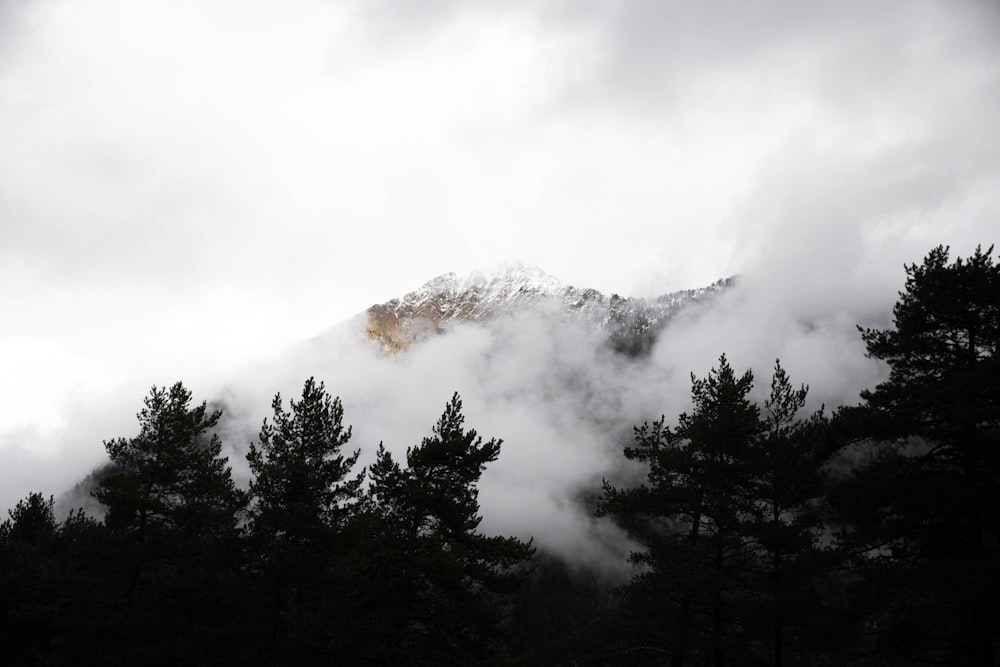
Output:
[{"left": 1, "top": 0, "right": 998, "bottom": 516}]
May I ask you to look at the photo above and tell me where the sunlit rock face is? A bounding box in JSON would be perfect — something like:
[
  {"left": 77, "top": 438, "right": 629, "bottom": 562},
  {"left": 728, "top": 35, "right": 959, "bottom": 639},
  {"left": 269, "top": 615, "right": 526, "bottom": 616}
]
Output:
[{"left": 363, "top": 262, "right": 734, "bottom": 355}]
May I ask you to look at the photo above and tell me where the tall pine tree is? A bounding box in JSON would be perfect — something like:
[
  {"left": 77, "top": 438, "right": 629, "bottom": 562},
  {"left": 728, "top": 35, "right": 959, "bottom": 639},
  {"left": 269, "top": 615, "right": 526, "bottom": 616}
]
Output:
[
  {"left": 835, "top": 245, "right": 1000, "bottom": 663},
  {"left": 600, "top": 357, "right": 834, "bottom": 665},
  {"left": 367, "top": 393, "right": 534, "bottom": 665},
  {"left": 93, "top": 382, "right": 245, "bottom": 664},
  {"left": 600, "top": 355, "right": 762, "bottom": 666},
  {"left": 740, "top": 361, "right": 829, "bottom": 665},
  {"left": 245, "top": 377, "right": 365, "bottom": 662}
]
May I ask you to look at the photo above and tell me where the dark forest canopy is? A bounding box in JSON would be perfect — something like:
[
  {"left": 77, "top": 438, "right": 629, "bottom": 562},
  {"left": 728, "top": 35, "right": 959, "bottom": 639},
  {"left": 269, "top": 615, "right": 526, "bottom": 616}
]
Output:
[{"left": 1, "top": 245, "right": 997, "bottom": 665}]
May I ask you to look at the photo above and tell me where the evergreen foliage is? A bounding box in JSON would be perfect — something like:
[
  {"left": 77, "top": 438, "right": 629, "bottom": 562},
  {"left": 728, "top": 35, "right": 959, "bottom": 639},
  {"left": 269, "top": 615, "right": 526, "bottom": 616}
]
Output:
[
  {"left": 834, "top": 244, "right": 1000, "bottom": 663},
  {"left": 95, "top": 381, "right": 244, "bottom": 541},
  {"left": 367, "top": 392, "right": 535, "bottom": 665},
  {"left": 600, "top": 356, "right": 832, "bottom": 665},
  {"left": 740, "top": 361, "right": 829, "bottom": 665},
  {"left": 247, "top": 376, "right": 363, "bottom": 540},
  {"left": 92, "top": 382, "right": 247, "bottom": 664},
  {"left": 244, "top": 377, "right": 365, "bottom": 663},
  {"left": 0, "top": 493, "right": 60, "bottom": 662},
  {"left": 600, "top": 355, "right": 763, "bottom": 664}
]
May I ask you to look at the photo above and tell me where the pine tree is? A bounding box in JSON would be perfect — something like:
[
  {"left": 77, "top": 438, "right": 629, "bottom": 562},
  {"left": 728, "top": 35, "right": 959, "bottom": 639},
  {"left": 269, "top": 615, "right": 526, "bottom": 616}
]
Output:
[
  {"left": 247, "top": 377, "right": 363, "bottom": 542},
  {"left": 836, "top": 244, "right": 1000, "bottom": 663},
  {"left": 0, "top": 493, "right": 57, "bottom": 545},
  {"left": 95, "top": 382, "right": 243, "bottom": 542},
  {"left": 0, "top": 493, "right": 60, "bottom": 661},
  {"left": 367, "top": 393, "right": 535, "bottom": 665},
  {"left": 740, "top": 361, "right": 828, "bottom": 665},
  {"left": 93, "top": 382, "right": 245, "bottom": 664},
  {"left": 245, "top": 377, "right": 364, "bottom": 662},
  {"left": 600, "top": 355, "right": 762, "bottom": 666}
]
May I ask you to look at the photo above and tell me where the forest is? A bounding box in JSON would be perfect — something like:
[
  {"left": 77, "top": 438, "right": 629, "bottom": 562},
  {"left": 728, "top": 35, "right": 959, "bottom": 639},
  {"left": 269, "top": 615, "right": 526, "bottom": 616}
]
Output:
[{"left": 1, "top": 244, "right": 997, "bottom": 666}]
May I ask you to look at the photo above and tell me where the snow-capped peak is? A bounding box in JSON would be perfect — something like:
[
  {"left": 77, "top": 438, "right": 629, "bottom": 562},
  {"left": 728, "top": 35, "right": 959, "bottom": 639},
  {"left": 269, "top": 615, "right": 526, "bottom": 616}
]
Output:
[
  {"left": 363, "top": 264, "right": 734, "bottom": 355},
  {"left": 419, "top": 262, "right": 567, "bottom": 304}
]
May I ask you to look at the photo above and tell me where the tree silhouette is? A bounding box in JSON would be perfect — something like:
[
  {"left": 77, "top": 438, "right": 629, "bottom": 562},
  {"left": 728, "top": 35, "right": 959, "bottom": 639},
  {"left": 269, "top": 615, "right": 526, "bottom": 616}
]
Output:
[
  {"left": 740, "top": 360, "right": 829, "bottom": 665},
  {"left": 600, "top": 356, "right": 836, "bottom": 665},
  {"left": 245, "top": 377, "right": 364, "bottom": 662},
  {"left": 367, "top": 393, "right": 534, "bottom": 665},
  {"left": 0, "top": 493, "right": 59, "bottom": 661},
  {"left": 93, "top": 382, "right": 245, "bottom": 664},
  {"left": 600, "top": 355, "right": 763, "bottom": 665},
  {"left": 836, "top": 244, "right": 1000, "bottom": 663},
  {"left": 96, "top": 382, "right": 243, "bottom": 542}
]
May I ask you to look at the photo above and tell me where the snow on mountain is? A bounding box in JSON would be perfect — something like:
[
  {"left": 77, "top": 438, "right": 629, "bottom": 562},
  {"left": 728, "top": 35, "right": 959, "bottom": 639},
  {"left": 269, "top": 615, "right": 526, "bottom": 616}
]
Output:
[{"left": 363, "top": 263, "right": 734, "bottom": 354}]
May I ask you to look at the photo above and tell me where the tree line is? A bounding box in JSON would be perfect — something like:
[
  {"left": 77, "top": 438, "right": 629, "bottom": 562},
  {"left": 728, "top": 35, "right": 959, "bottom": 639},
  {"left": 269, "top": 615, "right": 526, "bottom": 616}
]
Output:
[
  {"left": 595, "top": 244, "right": 999, "bottom": 665},
  {"left": 1, "top": 385, "right": 532, "bottom": 665},
  {"left": 1, "top": 244, "right": 997, "bottom": 665}
]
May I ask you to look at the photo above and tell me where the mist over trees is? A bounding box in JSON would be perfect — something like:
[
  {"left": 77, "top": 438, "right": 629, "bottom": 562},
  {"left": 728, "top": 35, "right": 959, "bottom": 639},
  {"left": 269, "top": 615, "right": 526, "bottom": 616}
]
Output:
[
  {"left": 1, "top": 245, "right": 997, "bottom": 665},
  {"left": 598, "top": 356, "right": 830, "bottom": 665}
]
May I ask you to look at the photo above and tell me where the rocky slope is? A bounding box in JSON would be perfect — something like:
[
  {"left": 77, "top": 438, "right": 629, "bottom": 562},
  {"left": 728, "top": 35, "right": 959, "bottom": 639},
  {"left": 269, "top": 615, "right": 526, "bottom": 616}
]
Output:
[{"left": 363, "top": 263, "right": 733, "bottom": 355}]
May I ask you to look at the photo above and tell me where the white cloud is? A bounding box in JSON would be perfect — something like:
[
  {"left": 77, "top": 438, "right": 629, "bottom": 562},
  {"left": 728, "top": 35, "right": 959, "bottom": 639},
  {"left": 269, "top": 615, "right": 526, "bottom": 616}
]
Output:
[{"left": 0, "top": 0, "right": 996, "bottom": 564}]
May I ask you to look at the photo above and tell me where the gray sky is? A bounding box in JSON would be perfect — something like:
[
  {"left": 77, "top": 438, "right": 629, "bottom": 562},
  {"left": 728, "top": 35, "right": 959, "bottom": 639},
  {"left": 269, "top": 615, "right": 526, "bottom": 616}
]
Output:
[{"left": 1, "top": 0, "right": 998, "bottom": 524}]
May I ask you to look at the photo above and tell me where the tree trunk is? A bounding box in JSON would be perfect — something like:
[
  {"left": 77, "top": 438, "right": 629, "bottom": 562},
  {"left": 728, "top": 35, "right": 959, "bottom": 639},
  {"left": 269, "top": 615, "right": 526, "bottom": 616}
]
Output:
[
  {"left": 964, "top": 332, "right": 995, "bottom": 666},
  {"left": 774, "top": 552, "right": 783, "bottom": 667},
  {"left": 713, "top": 533, "right": 723, "bottom": 667},
  {"left": 673, "top": 495, "right": 704, "bottom": 667},
  {"left": 773, "top": 499, "right": 784, "bottom": 667},
  {"left": 963, "top": 425, "right": 994, "bottom": 666}
]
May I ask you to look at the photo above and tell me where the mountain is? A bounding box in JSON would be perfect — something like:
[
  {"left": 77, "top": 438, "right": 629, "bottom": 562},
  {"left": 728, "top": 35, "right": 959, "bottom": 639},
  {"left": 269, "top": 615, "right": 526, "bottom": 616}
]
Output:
[
  {"left": 362, "top": 262, "right": 734, "bottom": 355},
  {"left": 57, "top": 264, "right": 732, "bottom": 516}
]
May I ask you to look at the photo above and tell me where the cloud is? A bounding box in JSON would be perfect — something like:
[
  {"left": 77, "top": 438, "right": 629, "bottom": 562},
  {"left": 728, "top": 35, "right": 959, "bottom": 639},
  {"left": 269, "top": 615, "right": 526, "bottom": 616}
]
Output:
[
  {"left": 200, "top": 267, "right": 894, "bottom": 573},
  {"left": 0, "top": 0, "right": 997, "bottom": 570},
  {"left": 208, "top": 312, "right": 647, "bottom": 572}
]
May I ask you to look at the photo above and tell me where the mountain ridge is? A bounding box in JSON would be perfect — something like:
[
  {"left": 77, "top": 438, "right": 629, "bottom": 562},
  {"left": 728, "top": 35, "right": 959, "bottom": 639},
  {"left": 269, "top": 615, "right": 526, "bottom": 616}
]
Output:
[{"left": 363, "top": 263, "right": 734, "bottom": 355}]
